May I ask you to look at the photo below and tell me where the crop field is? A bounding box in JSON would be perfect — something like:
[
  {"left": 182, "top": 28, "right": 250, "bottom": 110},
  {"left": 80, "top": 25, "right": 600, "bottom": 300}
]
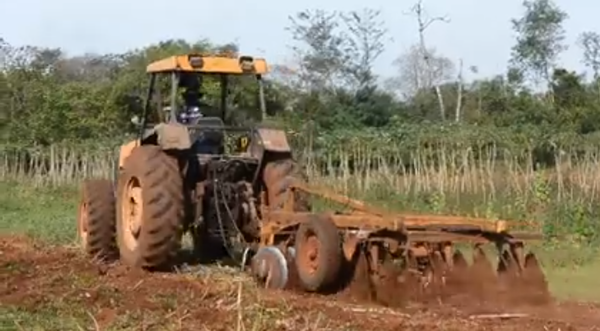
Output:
[
  {"left": 2, "top": 143, "right": 600, "bottom": 331},
  {"left": 3, "top": 2, "right": 600, "bottom": 326}
]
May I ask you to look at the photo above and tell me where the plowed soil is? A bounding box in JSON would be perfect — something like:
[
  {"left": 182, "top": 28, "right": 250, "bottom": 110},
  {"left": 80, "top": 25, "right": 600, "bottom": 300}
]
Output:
[{"left": 1, "top": 235, "right": 599, "bottom": 331}]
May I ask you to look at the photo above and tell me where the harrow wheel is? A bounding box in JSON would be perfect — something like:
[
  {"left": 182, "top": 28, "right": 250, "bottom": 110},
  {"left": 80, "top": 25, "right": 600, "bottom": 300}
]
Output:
[
  {"left": 116, "top": 145, "right": 184, "bottom": 269},
  {"left": 77, "top": 179, "right": 117, "bottom": 262},
  {"left": 294, "top": 215, "right": 342, "bottom": 292}
]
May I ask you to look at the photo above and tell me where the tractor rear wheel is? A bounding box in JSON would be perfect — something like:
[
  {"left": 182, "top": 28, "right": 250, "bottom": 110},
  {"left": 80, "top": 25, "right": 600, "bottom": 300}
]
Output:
[
  {"left": 116, "top": 145, "right": 184, "bottom": 269},
  {"left": 263, "top": 157, "right": 310, "bottom": 211},
  {"left": 77, "top": 179, "right": 117, "bottom": 262}
]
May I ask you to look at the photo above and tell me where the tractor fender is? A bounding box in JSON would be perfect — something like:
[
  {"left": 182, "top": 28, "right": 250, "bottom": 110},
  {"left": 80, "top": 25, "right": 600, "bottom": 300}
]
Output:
[
  {"left": 152, "top": 122, "right": 192, "bottom": 150},
  {"left": 118, "top": 139, "right": 140, "bottom": 170},
  {"left": 118, "top": 123, "right": 191, "bottom": 170},
  {"left": 250, "top": 128, "right": 291, "bottom": 156}
]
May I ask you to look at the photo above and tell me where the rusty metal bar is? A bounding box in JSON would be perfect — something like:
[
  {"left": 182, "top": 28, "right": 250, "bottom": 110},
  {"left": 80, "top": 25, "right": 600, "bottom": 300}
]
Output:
[{"left": 289, "top": 180, "right": 529, "bottom": 235}]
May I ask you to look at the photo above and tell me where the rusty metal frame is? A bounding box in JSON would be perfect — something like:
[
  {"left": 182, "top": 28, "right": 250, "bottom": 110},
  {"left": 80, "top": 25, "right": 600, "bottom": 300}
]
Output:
[{"left": 258, "top": 179, "right": 543, "bottom": 261}]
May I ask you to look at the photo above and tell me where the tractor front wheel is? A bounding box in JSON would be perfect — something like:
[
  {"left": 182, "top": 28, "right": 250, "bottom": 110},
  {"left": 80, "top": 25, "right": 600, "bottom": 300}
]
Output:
[
  {"left": 116, "top": 145, "right": 184, "bottom": 269},
  {"left": 77, "top": 179, "right": 117, "bottom": 262}
]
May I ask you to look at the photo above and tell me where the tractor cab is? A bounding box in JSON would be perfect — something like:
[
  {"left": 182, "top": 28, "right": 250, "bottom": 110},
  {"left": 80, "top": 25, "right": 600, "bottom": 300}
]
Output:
[{"left": 137, "top": 53, "right": 270, "bottom": 155}]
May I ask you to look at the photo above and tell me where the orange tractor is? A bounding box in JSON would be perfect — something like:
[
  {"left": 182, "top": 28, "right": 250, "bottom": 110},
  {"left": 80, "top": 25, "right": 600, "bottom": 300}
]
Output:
[{"left": 77, "top": 53, "right": 548, "bottom": 303}]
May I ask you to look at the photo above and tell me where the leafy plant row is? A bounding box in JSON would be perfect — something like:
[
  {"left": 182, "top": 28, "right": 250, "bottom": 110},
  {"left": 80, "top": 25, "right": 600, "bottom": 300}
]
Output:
[{"left": 4, "top": 123, "right": 600, "bottom": 161}]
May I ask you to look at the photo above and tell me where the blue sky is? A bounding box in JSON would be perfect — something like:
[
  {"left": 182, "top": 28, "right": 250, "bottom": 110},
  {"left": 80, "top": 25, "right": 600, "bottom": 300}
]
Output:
[{"left": 1, "top": 0, "right": 598, "bottom": 81}]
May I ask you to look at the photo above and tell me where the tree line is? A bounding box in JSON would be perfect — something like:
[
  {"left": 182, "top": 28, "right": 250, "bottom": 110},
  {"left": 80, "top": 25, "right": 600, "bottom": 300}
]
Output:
[{"left": 2, "top": 0, "right": 600, "bottom": 161}]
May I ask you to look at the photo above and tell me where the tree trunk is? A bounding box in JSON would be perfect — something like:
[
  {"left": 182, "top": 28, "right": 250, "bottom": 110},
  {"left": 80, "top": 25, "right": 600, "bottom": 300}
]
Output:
[{"left": 455, "top": 59, "right": 463, "bottom": 122}]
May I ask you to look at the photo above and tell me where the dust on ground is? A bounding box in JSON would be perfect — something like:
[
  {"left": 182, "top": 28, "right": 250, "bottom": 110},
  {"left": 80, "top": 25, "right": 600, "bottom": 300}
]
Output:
[{"left": 1, "top": 235, "right": 599, "bottom": 331}]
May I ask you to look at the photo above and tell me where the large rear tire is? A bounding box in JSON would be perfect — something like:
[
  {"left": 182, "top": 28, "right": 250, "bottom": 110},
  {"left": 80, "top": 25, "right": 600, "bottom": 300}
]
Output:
[
  {"left": 262, "top": 157, "right": 310, "bottom": 211},
  {"left": 116, "top": 145, "right": 184, "bottom": 269},
  {"left": 77, "top": 179, "right": 117, "bottom": 262}
]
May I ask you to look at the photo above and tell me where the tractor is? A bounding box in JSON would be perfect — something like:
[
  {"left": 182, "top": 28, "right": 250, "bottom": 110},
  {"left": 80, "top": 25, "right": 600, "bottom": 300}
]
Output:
[
  {"left": 77, "top": 53, "right": 313, "bottom": 281},
  {"left": 77, "top": 53, "right": 549, "bottom": 301}
]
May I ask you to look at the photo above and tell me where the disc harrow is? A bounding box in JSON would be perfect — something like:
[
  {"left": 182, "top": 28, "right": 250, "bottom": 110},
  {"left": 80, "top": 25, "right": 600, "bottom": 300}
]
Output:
[{"left": 248, "top": 180, "right": 549, "bottom": 306}]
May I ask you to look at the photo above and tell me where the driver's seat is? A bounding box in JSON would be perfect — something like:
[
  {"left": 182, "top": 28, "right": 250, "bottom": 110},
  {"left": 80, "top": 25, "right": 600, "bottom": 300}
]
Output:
[{"left": 191, "top": 117, "right": 225, "bottom": 154}]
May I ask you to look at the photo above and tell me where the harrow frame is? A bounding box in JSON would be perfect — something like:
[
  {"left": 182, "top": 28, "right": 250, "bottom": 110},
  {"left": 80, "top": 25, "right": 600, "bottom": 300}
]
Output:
[{"left": 252, "top": 179, "right": 548, "bottom": 302}]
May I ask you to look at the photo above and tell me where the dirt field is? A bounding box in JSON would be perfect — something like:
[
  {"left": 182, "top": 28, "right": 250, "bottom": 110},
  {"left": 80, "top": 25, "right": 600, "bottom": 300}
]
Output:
[{"left": 1, "top": 235, "right": 600, "bottom": 331}]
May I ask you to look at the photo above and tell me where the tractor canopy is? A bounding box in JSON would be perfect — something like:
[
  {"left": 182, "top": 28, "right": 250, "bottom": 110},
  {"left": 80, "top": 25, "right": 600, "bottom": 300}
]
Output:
[{"left": 146, "top": 54, "right": 269, "bottom": 75}]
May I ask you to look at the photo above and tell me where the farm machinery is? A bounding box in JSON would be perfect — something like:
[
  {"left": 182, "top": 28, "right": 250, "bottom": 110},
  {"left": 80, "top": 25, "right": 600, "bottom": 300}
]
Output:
[{"left": 76, "top": 52, "right": 549, "bottom": 304}]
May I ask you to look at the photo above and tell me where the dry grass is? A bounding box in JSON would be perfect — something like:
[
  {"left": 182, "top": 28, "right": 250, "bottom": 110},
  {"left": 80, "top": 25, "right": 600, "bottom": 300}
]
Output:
[
  {"left": 1, "top": 145, "right": 118, "bottom": 186},
  {"left": 3, "top": 144, "right": 600, "bottom": 220},
  {"left": 2, "top": 144, "right": 600, "bottom": 263},
  {"left": 3, "top": 144, "right": 600, "bottom": 197},
  {"left": 3, "top": 144, "right": 600, "bottom": 319}
]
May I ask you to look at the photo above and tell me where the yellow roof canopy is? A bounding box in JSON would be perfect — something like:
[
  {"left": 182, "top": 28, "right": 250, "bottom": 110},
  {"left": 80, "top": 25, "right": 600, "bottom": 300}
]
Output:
[{"left": 145, "top": 54, "right": 269, "bottom": 75}]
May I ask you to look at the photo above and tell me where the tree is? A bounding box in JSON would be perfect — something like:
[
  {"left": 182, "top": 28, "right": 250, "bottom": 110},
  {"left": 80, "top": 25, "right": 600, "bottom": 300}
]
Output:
[
  {"left": 578, "top": 32, "right": 600, "bottom": 80},
  {"left": 551, "top": 68, "right": 586, "bottom": 109},
  {"left": 578, "top": 31, "right": 600, "bottom": 101},
  {"left": 510, "top": 0, "right": 568, "bottom": 89},
  {"left": 287, "top": 10, "right": 348, "bottom": 92},
  {"left": 407, "top": 0, "right": 450, "bottom": 120},
  {"left": 340, "top": 8, "right": 388, "bottom": 91},
  {"left": 390, "top": 44, "right": 455, "bottom": 99},
  {"left": 4, "top": 5, "right": 600, "bottom": 151},
  {"left": 286, "top": 8, "right": 394, "bottom": 128}
]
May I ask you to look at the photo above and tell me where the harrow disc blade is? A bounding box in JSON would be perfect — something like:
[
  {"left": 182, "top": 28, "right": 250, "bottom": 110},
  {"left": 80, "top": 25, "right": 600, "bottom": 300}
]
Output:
[
  {"left": 344, "top": 249, "right": 377, "bottom": 301},
  {"left": 444, "top": 250, "right": 470, "bottom": 297},
  {"left": 426, "top": 252, "right": 447, "bottom": 292},
  {"left": 497, "top": 249, "right": 518, "bottom": 274},
  {"left": 522, "top": 252, "right": 550, "bottom": 304},
  {"left": 471, "top": 246, "right": 495, "bottom": 279},
  {"left": 250, "top": 246, "right": 289, "bottom": 290},
  {"left": 422, "top": 251, "right": 450, "bottom": 299},
  {"left": 523, "top": 253, "right": 544, "bottom": 280},
  {"left": 468, "top": 246, "right": 498, "bottom": 301},
  {"left": 452, "top": 250, "right": 468, "bottom": 269},
  {"left": 497, "top": 250, "right": 509, "bottom": 272}
]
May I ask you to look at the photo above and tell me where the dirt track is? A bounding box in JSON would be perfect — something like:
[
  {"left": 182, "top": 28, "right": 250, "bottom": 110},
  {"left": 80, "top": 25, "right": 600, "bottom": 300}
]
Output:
[{"left": 1, "top": 236, "right": 599, "bottom": 331}]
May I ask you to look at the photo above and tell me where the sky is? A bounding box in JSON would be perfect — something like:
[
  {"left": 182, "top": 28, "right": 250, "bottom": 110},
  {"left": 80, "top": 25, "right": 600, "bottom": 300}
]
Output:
[{"left": 1, "top": 0, "right": 599, "bottom": 82}]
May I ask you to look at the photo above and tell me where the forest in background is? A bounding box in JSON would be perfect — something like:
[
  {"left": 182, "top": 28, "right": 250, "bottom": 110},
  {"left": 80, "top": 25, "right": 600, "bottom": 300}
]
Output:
[
  {"left": 4, "top": 0, "right": 600, "bottom": 147},
  {"left": 2, "top": 0, "right": 600, "bottom": 254}
]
